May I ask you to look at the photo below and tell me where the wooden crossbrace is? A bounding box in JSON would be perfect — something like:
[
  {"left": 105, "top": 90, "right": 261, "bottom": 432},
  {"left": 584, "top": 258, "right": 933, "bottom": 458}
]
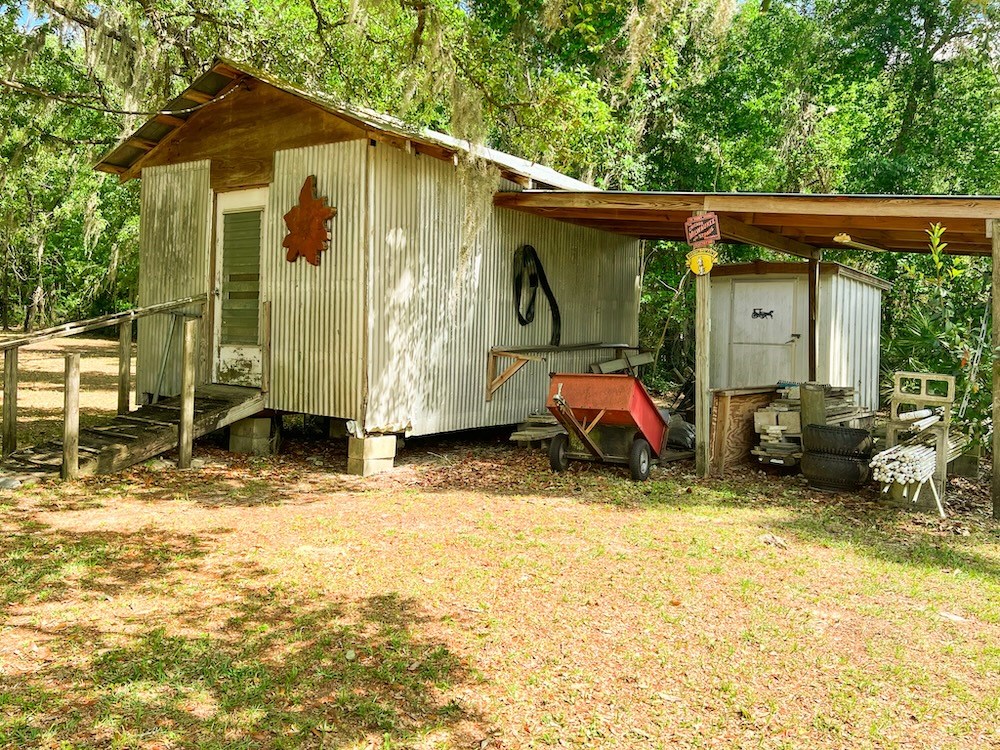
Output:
[
  {"left": 486, "top": 351, "right": 545, "bottom": 401},
  {"left": 583, "top": 409, "right": 606, "bottom": 435}
]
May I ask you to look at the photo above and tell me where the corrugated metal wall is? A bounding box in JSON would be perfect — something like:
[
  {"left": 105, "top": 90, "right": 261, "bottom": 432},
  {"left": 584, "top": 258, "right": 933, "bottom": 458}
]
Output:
[
  {"left": 818, "top": 272, "right": 882, "bottom": 411},
  {"left": 364, "top": 144, "right": 641, "bottom": 436},
  {"left": 262, "top": 141, "right": 368, "bottom": 420},
  {"left": 710, "top": 266, "right": 883, "bottom": 411},
  {"left": 136, "top": 161, "right": 212, "bottom": 398}
]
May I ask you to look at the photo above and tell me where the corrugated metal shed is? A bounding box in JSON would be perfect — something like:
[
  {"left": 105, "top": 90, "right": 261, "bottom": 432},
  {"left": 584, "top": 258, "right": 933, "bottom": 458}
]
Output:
[
  {"left": 709, "top": 262, "right": 888, "bottom": 410},
  {"left": 818, "top": 269, "right": 885, "bottom": 412},
  {"left": 121, "top": 65, "right": 642, "bottom": 439}
]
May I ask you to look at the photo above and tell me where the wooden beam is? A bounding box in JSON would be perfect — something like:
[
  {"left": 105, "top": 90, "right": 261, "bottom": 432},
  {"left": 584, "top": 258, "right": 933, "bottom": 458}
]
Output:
[
  {"left": 96, "top": 163, "right": 127, "bottom": 175},
  {"left": 695, "top": 272, "right": 711, "bottom": 477},
  {"left": 742, "top": 212, "right": 989, "bottom": 233},
  {"left": 3, "top": 348, "right": 16, "bottom": 457},
  {"left": 495, "top": 191, "right": 1000, "bottom": 220},
  {"left": 62, "top": 353, "right": 80, "bottom": 480},
  {"left": 705, "top": 194, "right": 1000, "bottom": 220},
  {"left": 212, "top": 62, "right": 243, "bottom": 79},
  {"left": 178, "top": 318, "right": 198, "bottom": 469},
  {"left": 181, "top": 89, "right": 215, "bottom": 104},
  {"left": 127, "top": 137, "right": 160, "bottom": 151},
  {"left": 155, "top": 113, "right": 187, "bottom": 128},
  {"left": 718, "top": 214, "right": 820, "bottom": 259},
  {"left": 118, "top": 320, "right": 132, "bottom": 415},
  {"left": 0, "top": 294, "right": 207, "bottom": 352},
  {"left": 993, "top": 219, "right": 1000, "bottom": 520},
  {"left": 494, "top": 191, "right": 707, "bottom": 214}
]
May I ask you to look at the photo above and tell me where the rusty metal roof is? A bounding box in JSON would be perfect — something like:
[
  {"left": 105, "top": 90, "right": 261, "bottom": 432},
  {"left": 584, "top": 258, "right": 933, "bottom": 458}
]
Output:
[{"left": 94, "top": 58, "right": 597, "bottom": 191}]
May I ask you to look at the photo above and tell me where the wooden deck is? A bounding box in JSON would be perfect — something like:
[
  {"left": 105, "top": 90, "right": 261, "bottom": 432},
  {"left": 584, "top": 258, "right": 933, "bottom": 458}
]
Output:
[{"left": 0, "top": 384, "right": 263, "bottom": 482}]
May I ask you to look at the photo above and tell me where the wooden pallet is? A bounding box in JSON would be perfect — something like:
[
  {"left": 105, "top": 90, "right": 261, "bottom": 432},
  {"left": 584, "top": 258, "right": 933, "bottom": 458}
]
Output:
[{"left": 0, "top": 384, "right": 263, "bottom": 482}]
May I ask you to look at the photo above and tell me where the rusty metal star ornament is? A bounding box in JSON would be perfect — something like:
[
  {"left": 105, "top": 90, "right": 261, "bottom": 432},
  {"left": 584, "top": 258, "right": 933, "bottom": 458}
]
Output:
[{"left": 282, "top": 175, "right": 337, "bottom": 266}]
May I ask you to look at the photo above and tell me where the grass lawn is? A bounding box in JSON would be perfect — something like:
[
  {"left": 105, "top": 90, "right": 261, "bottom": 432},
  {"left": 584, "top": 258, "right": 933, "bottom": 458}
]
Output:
[{"left": 1, "top": 340, "right": 998, "bottom": 748}]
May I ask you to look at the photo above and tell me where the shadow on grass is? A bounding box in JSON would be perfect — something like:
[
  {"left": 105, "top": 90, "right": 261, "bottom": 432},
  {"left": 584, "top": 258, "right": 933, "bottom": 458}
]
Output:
[
  {"left": 0, "top": 515, "right": 208, "bottom": 610},
  {"left": 639, "top": 474, "right": 1000, "bottom": 583},
  {"left": 768, "top": 498, "right": 1000, "bottom": 582},
  {"left": 0, "top": 514, "right": 483, "bottom": 748}
]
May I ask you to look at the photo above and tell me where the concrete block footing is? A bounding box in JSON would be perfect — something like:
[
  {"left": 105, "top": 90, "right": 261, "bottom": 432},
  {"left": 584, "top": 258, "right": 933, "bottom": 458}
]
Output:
[
  {"left": 347, "top": 457, "right": 395, "bottom": 476},
  {"left": 347, "top": 435, "right": 398, "bottom": 475},
  {"left": 229, "top": 417, "right": 279, "bottom": 456}
]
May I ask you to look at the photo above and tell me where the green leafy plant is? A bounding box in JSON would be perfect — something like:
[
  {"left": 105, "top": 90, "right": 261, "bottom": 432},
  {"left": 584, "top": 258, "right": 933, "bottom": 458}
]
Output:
[{"left": 883, "top": 224, "right": 992, "bottom": 447}]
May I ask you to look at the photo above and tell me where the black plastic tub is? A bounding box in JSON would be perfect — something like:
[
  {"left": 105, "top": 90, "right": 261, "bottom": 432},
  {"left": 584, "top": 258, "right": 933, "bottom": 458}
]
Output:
[
  {"left": 802, "top": 425, "right": 873, "bottom": 458},
  {"left": 801, "top": 452, "right": 871, "bottom": 491}
]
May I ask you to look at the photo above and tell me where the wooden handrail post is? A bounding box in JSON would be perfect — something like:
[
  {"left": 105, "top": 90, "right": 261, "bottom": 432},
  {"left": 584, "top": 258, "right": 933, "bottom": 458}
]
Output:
[
  {"left": 178, "top": 317, "right": 198, "bottom": 468},
  {"left": 2, "top": 348, "right": 16, "bottom": 457},
  {"left": 118, "top": 320, "right": 132, "bottom": 415},
  {"left": 62, "top": 353, "right": 80, "bottom": 480}
]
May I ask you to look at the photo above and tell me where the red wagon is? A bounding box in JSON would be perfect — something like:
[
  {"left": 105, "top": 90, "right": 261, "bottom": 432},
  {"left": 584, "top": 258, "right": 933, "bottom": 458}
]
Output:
[{"left": 546, "top": 373, "right": 669, "bottom": 481}]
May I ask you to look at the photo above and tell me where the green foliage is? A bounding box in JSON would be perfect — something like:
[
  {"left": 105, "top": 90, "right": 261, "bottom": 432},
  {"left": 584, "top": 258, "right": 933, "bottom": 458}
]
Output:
[{"left": 884, "top": 226, "right": 993, "bottom": 445}]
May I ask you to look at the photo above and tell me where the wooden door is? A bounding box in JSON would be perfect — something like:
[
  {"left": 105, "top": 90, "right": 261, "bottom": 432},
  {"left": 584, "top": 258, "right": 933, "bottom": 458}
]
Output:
[
  {"left": 214, "top": 188, "right": 268, "bottom": 387},
  {"left": 728, "top": 278, "right": 805, "bottom": 386}
]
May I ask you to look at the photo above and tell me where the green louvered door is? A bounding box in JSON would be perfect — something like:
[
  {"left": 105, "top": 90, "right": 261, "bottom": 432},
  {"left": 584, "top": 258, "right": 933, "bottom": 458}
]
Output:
[{"left": 214, "top": 189, "right": 267, "bottom": 387}]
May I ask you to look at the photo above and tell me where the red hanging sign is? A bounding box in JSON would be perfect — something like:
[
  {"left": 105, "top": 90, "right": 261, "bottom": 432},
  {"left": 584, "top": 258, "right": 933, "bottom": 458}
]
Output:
[{"left": 684, "top": 212, "right": 722, "bottom": 248}]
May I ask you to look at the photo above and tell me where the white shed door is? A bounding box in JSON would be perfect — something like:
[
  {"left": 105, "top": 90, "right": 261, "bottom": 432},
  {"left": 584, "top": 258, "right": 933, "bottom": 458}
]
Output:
[
  {"left": 214, "top": 188, "right": 268, "bottom": 387},
  {"left": 728, "top": 279, "right": 804, "bottom": 386}
]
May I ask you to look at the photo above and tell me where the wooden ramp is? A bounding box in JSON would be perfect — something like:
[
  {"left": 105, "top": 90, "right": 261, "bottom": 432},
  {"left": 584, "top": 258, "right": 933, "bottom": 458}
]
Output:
[{"left": 0, "top": 385, "right": 263, "bottom": 482}]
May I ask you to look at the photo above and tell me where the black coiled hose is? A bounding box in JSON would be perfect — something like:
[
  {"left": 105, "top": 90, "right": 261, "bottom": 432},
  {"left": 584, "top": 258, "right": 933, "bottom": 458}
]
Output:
[{"left": 513, "top": 244, "right": 561, "bottom": 346}]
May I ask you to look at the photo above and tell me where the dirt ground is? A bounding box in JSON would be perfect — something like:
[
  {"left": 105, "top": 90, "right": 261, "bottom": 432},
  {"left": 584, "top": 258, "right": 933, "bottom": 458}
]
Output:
[
  {"left": 1, "top": 339, "right": 998, "bottom": 749},
  {"left": 0, "top": 334, "right": 135, "bottom": 447}
]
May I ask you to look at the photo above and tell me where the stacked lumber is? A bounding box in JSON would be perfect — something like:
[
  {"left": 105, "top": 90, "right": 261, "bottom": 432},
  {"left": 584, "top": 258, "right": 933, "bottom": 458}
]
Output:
[
  {"left": 510, "top": 411, "right": 565, "bottom": 445},
  {"left": 752, "top": 384, "right": 866, "bottom": 466},
  {"left": 752, "top": 424, "right": 800, "bottom": 466}
]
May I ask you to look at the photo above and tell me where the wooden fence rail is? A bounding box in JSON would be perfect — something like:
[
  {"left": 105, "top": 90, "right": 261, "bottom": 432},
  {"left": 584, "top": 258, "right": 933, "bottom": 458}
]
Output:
[{"left": 1, "top": 294, "right": 207, "bottom": 469}]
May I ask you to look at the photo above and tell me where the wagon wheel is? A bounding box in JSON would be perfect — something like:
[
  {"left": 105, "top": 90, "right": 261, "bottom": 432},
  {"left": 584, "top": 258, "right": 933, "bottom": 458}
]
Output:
[
  {"left": 549, "top": 433, "right": 570, "bottom": 472},
  {"left": 629, "top": 438, "right": 652, "bottom": 481}
]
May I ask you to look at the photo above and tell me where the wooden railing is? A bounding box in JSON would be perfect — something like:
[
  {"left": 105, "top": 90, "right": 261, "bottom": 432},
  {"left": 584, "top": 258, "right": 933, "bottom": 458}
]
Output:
[{"left": 0, "top": 295, "right": 207, "bottom": 478}]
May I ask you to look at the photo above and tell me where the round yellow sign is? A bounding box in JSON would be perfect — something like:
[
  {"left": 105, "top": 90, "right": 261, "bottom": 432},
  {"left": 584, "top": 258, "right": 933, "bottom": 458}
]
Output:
[{"left": 687, "top": 248, "right": 717, "bottom": 276}]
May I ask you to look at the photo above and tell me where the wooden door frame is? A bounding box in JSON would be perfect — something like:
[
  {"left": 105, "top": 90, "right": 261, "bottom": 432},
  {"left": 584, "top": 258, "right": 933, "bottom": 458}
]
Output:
[{"left": 212, "top": 187, "right": 269, "bottom": 384}]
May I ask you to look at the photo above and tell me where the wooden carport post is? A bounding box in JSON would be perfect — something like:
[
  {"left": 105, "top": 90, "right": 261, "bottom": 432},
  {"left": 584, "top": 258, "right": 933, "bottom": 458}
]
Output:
[
  {"left": 695, "top": 271, "right": 711, "bottom": 477},
  {"left": 993, "top": 220, "right": 1000, "bottom": 519}
]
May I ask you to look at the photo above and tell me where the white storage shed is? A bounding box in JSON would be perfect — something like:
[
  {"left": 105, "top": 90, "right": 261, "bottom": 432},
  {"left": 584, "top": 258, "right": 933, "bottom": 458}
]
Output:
[{"left": 709, "top": 261, "right": 889, "bottom": 410}]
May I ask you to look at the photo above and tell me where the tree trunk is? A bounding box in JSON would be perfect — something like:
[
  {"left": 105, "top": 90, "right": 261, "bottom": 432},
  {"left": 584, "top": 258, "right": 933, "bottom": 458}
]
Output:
[
  {"left": 25, "top": 238, "right": 44, "bottom": 332},
  {"left": 1, "top": 245, "right": 10, "bottom": 331}
]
